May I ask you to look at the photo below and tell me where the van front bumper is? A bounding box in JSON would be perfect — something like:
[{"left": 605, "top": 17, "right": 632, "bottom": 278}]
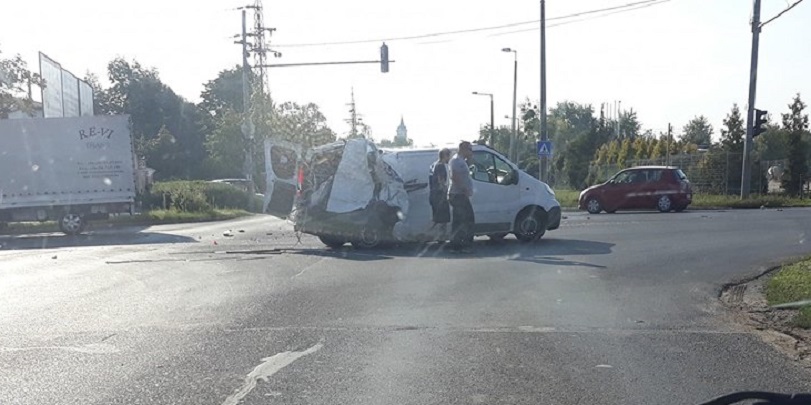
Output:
[{"left": 547, "top": 206, "right": 561, "bottom": 230}]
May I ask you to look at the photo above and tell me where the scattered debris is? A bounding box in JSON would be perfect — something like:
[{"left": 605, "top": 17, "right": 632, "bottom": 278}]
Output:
[
  {"left": 595, "top": 364, "right": 613, "bottom": 368},
  {"left": 223, "top": 230, "right": 234, "bottom": 237},
  {"left": 238, "top": 229, "right": 245, "bottom": 233},
  {"left": 213, "top": 241, "right": 218, "bottom": 245},
  {"left": 51, "top": 255, "right": 57, "bottom": 260}
]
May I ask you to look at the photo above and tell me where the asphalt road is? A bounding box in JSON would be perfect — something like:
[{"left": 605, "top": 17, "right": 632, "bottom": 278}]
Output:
[{"left": 2, "top": 209, "right": 811, "bottom": 405}]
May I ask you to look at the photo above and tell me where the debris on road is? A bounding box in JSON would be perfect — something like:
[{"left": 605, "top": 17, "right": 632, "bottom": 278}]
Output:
[{"left": 223, "top": 230, "right": 234, "bottom": 237}]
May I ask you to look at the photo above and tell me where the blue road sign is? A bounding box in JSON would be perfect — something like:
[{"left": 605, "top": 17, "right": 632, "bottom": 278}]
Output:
[{"left": 537, "top": 141, "right": 553, "bottom": 157}]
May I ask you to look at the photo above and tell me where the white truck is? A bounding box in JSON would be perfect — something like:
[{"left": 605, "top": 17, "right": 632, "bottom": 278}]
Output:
[{"left": 0, "top": 115, "right": 137, "bottom": 235}]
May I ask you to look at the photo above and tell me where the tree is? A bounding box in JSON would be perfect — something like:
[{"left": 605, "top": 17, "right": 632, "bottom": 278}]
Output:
[
  {"left": 605, "top": 140, "right": 619, "bottom": 164},
  {"left": 99, "top": 58, "right": 207, "bottom": 179},
  {"left": 0, "top": 48, "right": 42, "bottom": 118},
  {"left": 720, "top": 104, "right": 745, "bottom": 153},
  {"left": 681, "top": 115, "right": 713, "bottom": 147},
  {"left": 617, "top": 138, "right": 631, "bottom": 167},
  {"left": 755, "top": 123, "right": 789, "bottom": 161},
  {"left": 618, "top": 109, "right": 641, "bottom": 140},
  {"left": 273, "top": 101, "right": 337, "bottom": 148},
  {"left": 633, "top": 137, "right": 648, "bottom": 161},
  {"left": 781, "top": 93, "right": 809, "bottom": 196},
  {"left": 649, "top": 138, "right": 663, "bottom": 160}
]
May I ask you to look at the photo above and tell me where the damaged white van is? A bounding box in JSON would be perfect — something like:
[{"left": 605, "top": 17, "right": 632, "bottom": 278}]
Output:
[{"left": 263, "top": 138, "right": 561, "bottom": 248}]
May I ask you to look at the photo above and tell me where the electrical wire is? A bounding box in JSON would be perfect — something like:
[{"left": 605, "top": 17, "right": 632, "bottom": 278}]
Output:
[
  {"left": 490, "top": 0, "right": 671, "bottom": 37},
  {"left": 272, "top": 0, "right": 672, "bottom": 48},
  {"left": 760, "top": 0, "right": 805, "bottom": 27}
]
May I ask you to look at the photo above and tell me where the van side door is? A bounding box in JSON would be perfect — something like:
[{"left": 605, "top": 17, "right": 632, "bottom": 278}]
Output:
[
  {"left": 263, "top": 139, "right": 302, "bottom": 218},
  {"left": 469, "top": 150, "right": 520, "bottom": 233}
]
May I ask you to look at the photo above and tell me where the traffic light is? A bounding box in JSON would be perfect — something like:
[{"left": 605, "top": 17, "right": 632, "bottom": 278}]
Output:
[
  {"left": 753, "top": 109, "right": 768, "bottom": 138},
  {"left": 380, "top": 43, "right": 389, "bottom": 73}
]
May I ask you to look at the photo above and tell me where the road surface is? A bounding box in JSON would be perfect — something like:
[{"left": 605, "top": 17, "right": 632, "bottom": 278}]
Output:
[{"left": 2, "top": 209, "right": 811, "bottom": 405}]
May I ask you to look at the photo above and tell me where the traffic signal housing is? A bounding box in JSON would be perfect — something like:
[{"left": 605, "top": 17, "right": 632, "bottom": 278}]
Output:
[
  {"left": 380, "top": 43, "right": 389, "bottom": 73},
  {"left": 753, "top": 109, "right": 768, "bottom": 138}
]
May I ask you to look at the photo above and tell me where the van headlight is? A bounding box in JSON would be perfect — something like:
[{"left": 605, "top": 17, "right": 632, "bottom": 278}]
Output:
[{"left": 543, "top": 183, "right": 555, "bottom": 197}]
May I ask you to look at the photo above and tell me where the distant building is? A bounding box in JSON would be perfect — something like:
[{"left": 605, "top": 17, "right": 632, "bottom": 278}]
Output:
[{"left": 395, "top": 116, "right": 408, "bottom": 143}]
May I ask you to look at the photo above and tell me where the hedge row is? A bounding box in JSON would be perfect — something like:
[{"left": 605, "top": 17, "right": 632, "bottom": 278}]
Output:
[{"left": 142, "top": 181, "right": 264, "bottom": 213}]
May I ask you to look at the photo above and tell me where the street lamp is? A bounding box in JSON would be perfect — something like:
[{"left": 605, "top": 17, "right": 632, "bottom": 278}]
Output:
[
  {"left": 472, "top": 91, "right": 495, "bottom": 147},
  {"left": 502, "top": 48, "right": 518, "bottom": 161}
]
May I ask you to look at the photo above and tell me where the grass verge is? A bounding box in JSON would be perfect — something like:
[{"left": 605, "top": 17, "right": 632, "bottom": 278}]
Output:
[
  {"left": 766, "top": 258, "right": 811, "bottom": 329},
  {"left": 555, "top": 189, "right": 580, "bottom": 209},
  {"left": 692, "top": 194, "right": 811, "bottom": 209},
  {"left": 1, "top": 209, "right": 251, "bottom": 234},
  {"left": 553, "top": 188, "right": 811, "bottom": 210}
]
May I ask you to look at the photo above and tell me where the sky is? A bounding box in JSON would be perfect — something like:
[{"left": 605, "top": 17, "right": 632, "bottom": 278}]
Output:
[{"left": 2, "top": 0, "right": 810, "bottom": 147}]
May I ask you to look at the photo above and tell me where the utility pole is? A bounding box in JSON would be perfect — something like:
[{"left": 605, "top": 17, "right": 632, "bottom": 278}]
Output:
[
  {"left": 539, "top": 0, "right": 548, "bottom": 182},
  {"left": 346, "top": 88, "right": 359, "bottom": 138},
  {"left": 509, "top": 50, "right": 518, "bottom": 161},
  {"left": 666, "top": 123, "right": 672, "bottom": 166},
  {"left": 489, "top": 95, "right": 495, "bottom": 147},
  {"left": 239, "top": 9, "right": 255, "bottom": 195},
  {"left": 741, "top": 0, "right": 762, "bottom": 199}
]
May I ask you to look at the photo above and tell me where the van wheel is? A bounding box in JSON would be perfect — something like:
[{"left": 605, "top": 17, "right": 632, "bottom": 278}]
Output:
[
  {"left": 59, "top": 213, "right": 85, "bottom": 235},
  {"left": 514, "top": 208, "right": 546, "bottom": 242},
  {"left": 318, "top": 235, "right": 346, "bottom": 249},
  {"left": 352, "top": 226, "right": 382, "bottom": 249}
]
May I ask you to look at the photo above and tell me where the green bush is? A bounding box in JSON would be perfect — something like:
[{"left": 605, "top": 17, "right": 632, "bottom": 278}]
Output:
[{"left": 146, "top": 181, "right": 262, "bottom": 212}]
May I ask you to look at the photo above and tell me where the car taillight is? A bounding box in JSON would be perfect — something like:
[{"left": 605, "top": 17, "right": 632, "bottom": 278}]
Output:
[{"left": 297, "top": 166, "right": 305, "bottom": 196}]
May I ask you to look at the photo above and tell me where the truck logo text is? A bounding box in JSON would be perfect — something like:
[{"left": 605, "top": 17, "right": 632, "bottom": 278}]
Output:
[{"left": 79, "top": 126, "right": 114, "bottom": 140}]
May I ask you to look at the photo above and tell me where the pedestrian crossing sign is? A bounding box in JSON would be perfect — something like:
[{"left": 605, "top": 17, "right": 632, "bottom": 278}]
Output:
[{"left": 537, "top": 141, "right": 553, "bottom": 157}]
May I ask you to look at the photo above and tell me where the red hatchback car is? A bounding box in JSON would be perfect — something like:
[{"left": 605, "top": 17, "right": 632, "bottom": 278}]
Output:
[{"left": 579, "top": 166, "right": 692, "bottom": 214}]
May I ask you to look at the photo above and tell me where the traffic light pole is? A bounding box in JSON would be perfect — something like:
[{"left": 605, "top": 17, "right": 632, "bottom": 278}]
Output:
[
  {"left": 539, "top": 0, "right": 548, "bottom": 183},
  {"left": 741, "top": 0, "right": 762, "bottom": 199}
]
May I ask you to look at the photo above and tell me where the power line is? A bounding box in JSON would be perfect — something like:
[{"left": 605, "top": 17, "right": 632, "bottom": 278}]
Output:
[
  {"left": 273, "top": 0, "right": 671, "bottom": 48},
  {"left": 760, "top": 0, "right": 805, "bottom": 27},
  {"left": 490, "top": 0, "right": 671, "bottom": 36}
]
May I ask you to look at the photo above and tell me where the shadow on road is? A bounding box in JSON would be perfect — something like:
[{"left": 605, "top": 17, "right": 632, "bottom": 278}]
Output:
[
  {"left": 279, "top": 237, "right": 614, "bottom": 265},
  {"left": 0, "top": 227, "right": 198, "bottom": 250}
]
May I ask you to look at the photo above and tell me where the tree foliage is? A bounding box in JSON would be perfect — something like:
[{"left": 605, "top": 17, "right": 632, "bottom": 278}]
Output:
[
  {"left": 781, "top": 93, "right": 810, "bottom": 196},
  {"left": 681, "top": 115, "right": 713, "bottom": 147},
  {"left": 720, "top": 104, "right": 745, "bottom": 153},
  {"left": 0, "top": 48, "right": 42, "bottom": 118},
  {"left": 94, "top": 58, "right": 207, "bottom": 180}
]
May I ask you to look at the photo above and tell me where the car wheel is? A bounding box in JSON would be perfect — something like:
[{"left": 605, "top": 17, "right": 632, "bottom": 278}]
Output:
[
  {"left": 318, "top": 235, "right": 346, "bottom": 249},
  {"left": 351, "top": 226, "right": 382, "bottom": 249},
  {"left": 514, "top": 208, "right": 546, "bottom": 242},
  {"left": 586, "top": 197, "right": 602, "bottom": 214},
  {"left": 657, "top": 195, "right": 673, "bottom": 213},
  {"left": 59, "top": 213, "right": 85, "bottom": 235}
]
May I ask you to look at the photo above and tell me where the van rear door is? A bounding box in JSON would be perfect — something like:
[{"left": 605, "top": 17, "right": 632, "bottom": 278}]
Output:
[{"left": 263, "top": 139, "right": 302, "bottom": 218}]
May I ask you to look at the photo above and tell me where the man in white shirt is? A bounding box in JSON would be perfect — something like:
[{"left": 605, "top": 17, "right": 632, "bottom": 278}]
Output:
[{"left": 448, "top": 141, "right": 475, "bottom": 252}]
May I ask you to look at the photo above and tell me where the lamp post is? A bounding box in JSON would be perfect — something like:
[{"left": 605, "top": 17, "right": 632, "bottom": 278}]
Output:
[
  {"left": 472, "top": 91, "right": 495, "bottom": 147},
  {"left": 502, "top": 48, "right": 518, "bottom": 161}
]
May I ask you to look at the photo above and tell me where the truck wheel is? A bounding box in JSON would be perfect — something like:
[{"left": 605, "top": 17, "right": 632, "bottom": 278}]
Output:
[
  {"left": 318, "top": 235, "right": 346, "bottom": 249},
  {"left": 514, "top": 208, "right": 546, "bottom": 242},
  {"left": 59, "top": 213, "right": 85, "bottom": 235}
]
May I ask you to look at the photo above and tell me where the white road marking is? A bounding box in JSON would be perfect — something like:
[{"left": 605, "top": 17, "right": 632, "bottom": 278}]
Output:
[
  {"left": 0, "top": 343, "right": 118, "bottom": 354},
  {"left": 221, "top": 342, "right": 324, "bottom": 405}
]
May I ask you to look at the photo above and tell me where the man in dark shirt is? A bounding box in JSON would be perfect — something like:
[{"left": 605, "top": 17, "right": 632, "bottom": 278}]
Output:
[{"left": 429, "top": 148, "right": 451, "bottom": 236}]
